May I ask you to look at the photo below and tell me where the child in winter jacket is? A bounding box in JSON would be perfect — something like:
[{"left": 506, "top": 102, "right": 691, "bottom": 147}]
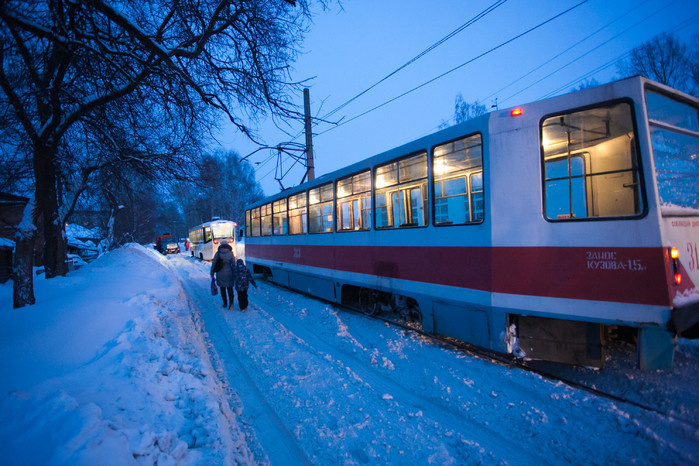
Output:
[{"left": 233, "top": 259, "right": 257, "bottom": 311}]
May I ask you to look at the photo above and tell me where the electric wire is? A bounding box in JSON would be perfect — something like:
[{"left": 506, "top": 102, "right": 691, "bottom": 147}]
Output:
[
  {"left": 479, "top": 0, "right": 652, "bottom": 106},
  {"left": 499, "top": 0, "right": 679, "bottom": 106},
  {"left": 255, "top": 0, "right": 511, "bottom": 181},
  {"left": 539, "top": 13, "right": 699, "bottom": 100},
  {"left": 320, "top": 0, "right": 510, "bottom": 121},
  {"left": 315, "top": 0, "right": 591, "bottom": 138}
]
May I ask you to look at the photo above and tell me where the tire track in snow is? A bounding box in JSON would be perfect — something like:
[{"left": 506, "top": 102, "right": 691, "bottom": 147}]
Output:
[
  {"left": 240, "top": 285, "right": 533, "bottom": 465},
  {"left": 168, "top": 257, "right": 311, "bottom": 465}
]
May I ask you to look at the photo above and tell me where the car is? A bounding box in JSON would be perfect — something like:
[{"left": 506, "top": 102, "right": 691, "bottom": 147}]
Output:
[{"left": 164, "top": 242, "right": 180, "bottom": 255}]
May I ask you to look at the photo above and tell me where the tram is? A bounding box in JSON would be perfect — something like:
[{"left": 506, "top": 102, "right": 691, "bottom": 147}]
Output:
[{"left": 243, "top": 76, "right": 698, "bottom": 369}]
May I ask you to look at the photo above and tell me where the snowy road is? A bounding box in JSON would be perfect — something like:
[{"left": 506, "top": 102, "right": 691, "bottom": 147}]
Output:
[{"left": 170, "top": 253, "right": 698, "bottom": 465}]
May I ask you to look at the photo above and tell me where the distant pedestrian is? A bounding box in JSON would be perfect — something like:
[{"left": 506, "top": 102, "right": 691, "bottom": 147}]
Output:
[
  {"left": 185, "top": 240, "right": 189, "bottom": 251},
  {"left": 233, "top": 259, "right": 257, "bottom": 311},
  {"left": 210, "top": 241, "right": 235, "bottom": 308}
]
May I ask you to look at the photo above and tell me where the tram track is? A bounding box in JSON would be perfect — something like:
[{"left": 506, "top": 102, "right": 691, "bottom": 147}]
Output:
[
  {"left": 373, "top": 312, "right": 699, "bottom": 431},
  {"left": 260, "top": 277, "right": 699, "bottom": 431}
]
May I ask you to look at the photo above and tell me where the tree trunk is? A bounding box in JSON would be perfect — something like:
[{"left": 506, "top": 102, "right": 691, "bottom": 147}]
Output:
[
  {"left": 34, "top": 145, "right": 69, "bottom": 278},
  {"left": 12, "top": 234, "right": 37, "bottom": 308},
  {"left": 12, "top": 197, "right": 39, "bottom": 309}
]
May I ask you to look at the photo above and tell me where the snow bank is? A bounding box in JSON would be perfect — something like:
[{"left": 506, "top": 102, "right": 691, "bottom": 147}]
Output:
[{"left": 0, "top": 244, "right": 252, "bottom": 464}]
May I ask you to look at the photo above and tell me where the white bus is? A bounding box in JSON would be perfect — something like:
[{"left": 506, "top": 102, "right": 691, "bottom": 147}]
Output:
[{"left": 188, "top": 218, "right": 238, "bottom": 261}]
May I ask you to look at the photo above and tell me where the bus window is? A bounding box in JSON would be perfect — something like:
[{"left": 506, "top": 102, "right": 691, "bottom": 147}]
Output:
[
  {"left": 309, "top": 183, "right": 334, "bottom": 233},
  {"left": 337, "top": 170, "right": 371, "bottom": 231},
  {"left": 212, "top": 221, "right": 235, "bottom": 240},
  {"left": 260, "top": 203, "right": 272, "bottom": 236},
  {"left": 541, "top": 102, "right": 644, "bottom": 220},
  {"left": 204, "top": 227, "right": 212, "bottom": 243},
  {"left": 646, "top": 91, "right": 699, "bottom": 214},
  {"left": 273, "top": 198, "right": 288, "bottom": 235},
  {"left": 375, "top": 152, "right": 428, "bottom": 229},
  {"left": 288, "top": 192, "right": 307, "bottom": 235},
  {"left": 433, "top": 134, "right": 483, "bottom": 225}
]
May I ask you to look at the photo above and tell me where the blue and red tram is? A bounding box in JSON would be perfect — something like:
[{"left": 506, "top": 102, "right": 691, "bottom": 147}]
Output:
[{"left": 244, "top": 77, "right": 699, "bottom": 369}]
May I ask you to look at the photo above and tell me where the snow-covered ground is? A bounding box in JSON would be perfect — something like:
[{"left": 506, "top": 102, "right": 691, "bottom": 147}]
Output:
[{"left": 1, "top": 244, "right": 697, "bottom": 465}]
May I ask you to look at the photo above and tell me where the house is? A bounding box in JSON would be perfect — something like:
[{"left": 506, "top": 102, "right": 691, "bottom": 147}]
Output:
[
  {"left": 0, "top": 193, "right": 30, "bottom": 283},
  {"left": 65, "top": 223, "right": 101, "bottom": 262}
]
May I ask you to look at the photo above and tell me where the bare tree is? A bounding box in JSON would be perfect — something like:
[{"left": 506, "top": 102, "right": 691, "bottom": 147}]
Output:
[
  {"left": 453, "top": 94, "right": 487, "bottom": 124},
  {"left": 440, "top": 93, "right": 487, "bottom": 129},
  {"left": 0, "top": 0, "right": 321, "bottom": 308},
  {"left": 178, "top": 150, "right": 262, "bottom": 227},
  {"left": 617, "top": 33, "right": 697, "bottom": 96}
]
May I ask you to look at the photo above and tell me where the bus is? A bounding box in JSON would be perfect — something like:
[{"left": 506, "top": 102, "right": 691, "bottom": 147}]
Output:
[
  {"left": 243, "top": 76, "right": 698, "bottom": 370},
  {"left": 188, "top": 218, "right": 238, "bottom": 261}
]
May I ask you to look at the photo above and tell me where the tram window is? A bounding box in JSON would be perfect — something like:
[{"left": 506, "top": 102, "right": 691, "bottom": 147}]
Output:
[
  {"left": 288, "top": 192, "right": 307, "bottom": 235},
  {"left": 260, "top": 203, "right": 272, "bottom": 236},
  {"left": 245, "top": 210, "right": 251, "bottom": 238},
  {"left": 273, "top": 199, "right": 288, "bottom": 235},
  {"left": 471, "top": 172, "right": 484, "bottom": 221},
  {"left": 433, "top": 134, "right": 484, "bottom": 225},
  {"left": 544, "top": 156, "right": 587, "bottom": 218},
  {"left": 646, "top": 91, "right": 699, "bottom": 214},
  {"left": 541, "top": 102, "right": 644, "bottom": 220},
  {"left": 309, "top": 184, "right": 333, "bottom": 233},
  {"left": 309, "top": 183, "right": 334, "bottom": 233},
  {"left": 250, "top": 207, "right": 261, "bottom": 237},
  {"left": 375, "top": 152, "right": 428, "bottom": 229},
  {"left": 337, "top": 170, "right": 372, "bottom": 231}
]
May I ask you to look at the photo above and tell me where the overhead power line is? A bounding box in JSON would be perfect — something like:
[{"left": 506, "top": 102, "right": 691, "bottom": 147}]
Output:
[
  {"left": 317, "top": 0, "right": 591, "bottom": 137},
  {"left": 253, "top": 1, "right": 510, "bottom": 183},
  {"left": 321, "top": 0, "right": 509, "bottom": 121},
  {"left": 499, "top": 0, "right": 677, "bottom": 105},
  {"left": 538, "top": 12, "right": 699, "bottom": 100},
  {"left": 480, "top": 0, "right": 651, "bottom": 105}
]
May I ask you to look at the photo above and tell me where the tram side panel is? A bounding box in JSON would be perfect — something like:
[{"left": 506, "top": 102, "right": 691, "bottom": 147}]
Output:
[{"left": 487, "top": 88, "right": 672, "bottom": 367}]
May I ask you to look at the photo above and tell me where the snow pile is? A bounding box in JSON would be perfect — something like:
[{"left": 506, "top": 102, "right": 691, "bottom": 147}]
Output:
[{"left": 0, "top": 244, "right": 251, "bottom": 464}]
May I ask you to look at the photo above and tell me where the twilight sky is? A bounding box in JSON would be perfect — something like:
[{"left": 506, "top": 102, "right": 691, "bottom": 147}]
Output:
[{"left": 219, "top": 0, "right": 699, "bottom": 196}]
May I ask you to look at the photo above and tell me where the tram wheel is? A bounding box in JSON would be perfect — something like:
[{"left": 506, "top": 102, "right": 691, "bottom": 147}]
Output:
[{"left": 358, "top": 288, "right": 379, "bottom": 316}]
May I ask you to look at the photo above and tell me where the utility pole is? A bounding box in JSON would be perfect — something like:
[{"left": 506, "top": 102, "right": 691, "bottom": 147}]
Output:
[{"left": 303, "top": 88, "right": 315, "bottom": 181}]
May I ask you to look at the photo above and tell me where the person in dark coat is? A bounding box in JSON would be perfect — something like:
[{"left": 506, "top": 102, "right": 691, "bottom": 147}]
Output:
[
  {"left": 210, "top": 242, "right": 235, "bottom": 308},
  {"left": 233, "top": 259, "right": 257, "bottom": 311}
]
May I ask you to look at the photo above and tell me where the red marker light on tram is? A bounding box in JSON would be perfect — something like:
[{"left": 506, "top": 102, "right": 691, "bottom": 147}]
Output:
[
  {"left": 511, "top": 108, "right": 523, "bottom": 117},
  {"left": 670, "top": 247, "right": 681, "bottom": 286}
]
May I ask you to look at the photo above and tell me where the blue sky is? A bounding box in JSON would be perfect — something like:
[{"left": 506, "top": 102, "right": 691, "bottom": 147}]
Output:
[{"left": 219, "top": 0, "right": 699, "bottom": 196}]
